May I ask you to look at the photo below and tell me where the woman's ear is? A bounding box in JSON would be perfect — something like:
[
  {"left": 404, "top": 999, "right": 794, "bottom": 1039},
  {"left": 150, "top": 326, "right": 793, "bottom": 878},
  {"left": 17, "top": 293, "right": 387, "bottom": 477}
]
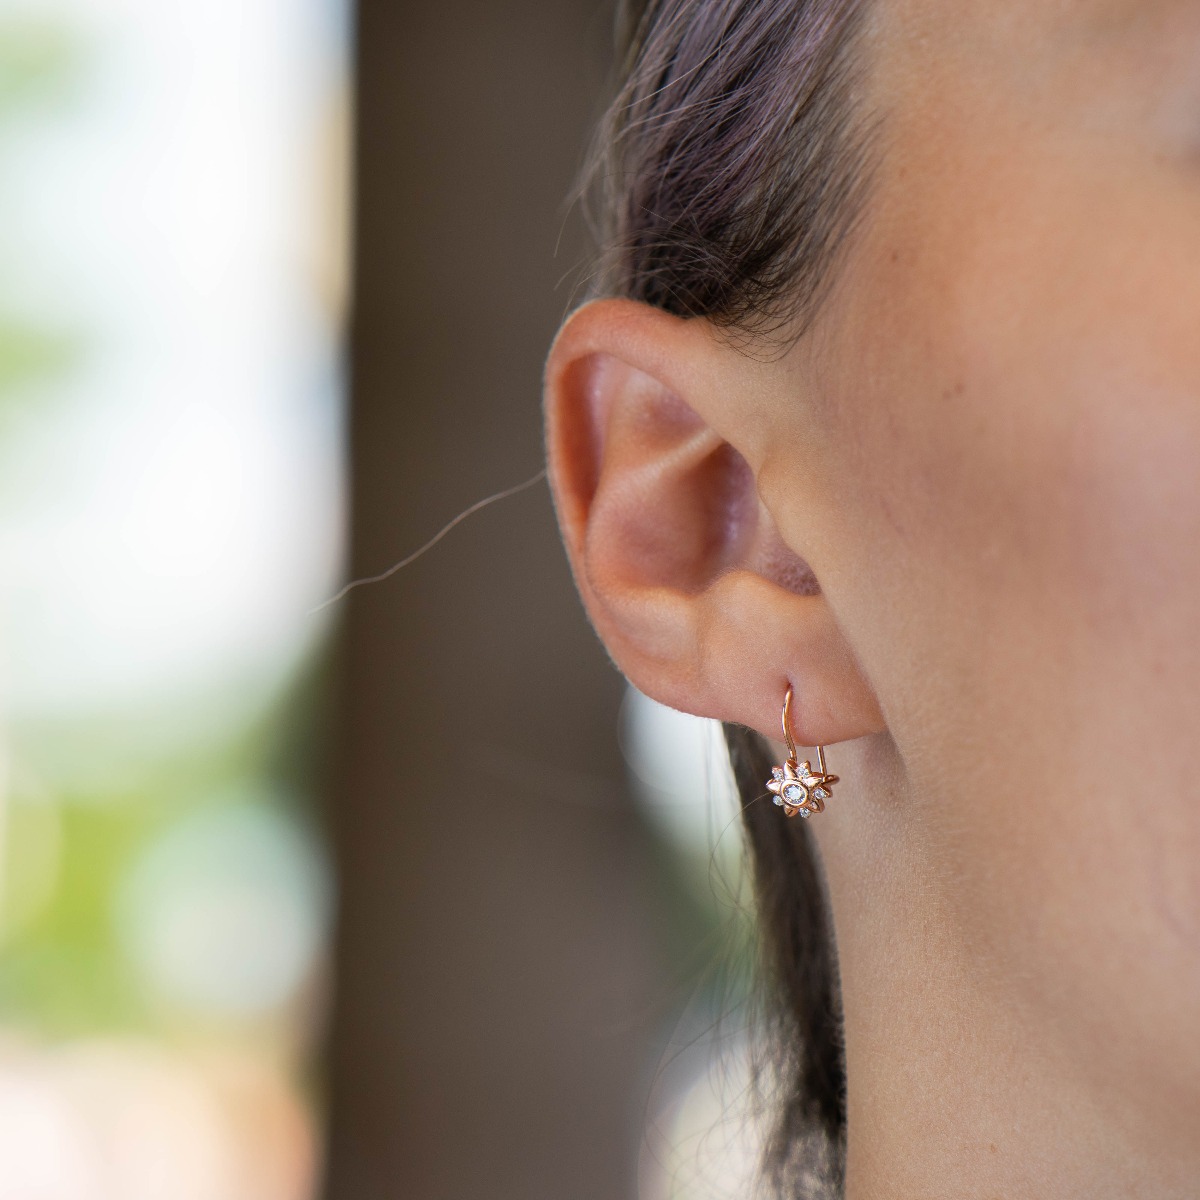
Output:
[{"left": 544, "top": 298, "right": 885, "bottom": 746}]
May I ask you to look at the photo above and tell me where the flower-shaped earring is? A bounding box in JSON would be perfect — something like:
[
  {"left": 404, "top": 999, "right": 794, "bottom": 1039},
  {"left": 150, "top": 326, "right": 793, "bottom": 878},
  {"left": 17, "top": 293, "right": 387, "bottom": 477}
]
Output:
[{"left": 766, "top": 685, "right": 839, "bottom": 819}]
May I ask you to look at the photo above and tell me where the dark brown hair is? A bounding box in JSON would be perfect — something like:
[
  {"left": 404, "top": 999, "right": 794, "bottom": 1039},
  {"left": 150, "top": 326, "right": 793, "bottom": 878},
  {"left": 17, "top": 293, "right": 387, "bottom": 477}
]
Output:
[
  {"left": 590, "top": 0, "right": 872, "bottom": 339},
  {"left": 584, "top": 1, "right": 875, "bottom": 1194}
]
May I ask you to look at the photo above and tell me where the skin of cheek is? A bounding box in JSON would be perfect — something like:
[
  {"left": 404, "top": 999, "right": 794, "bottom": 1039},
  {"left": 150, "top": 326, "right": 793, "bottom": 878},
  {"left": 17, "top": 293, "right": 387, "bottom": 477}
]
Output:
[{"left": 788, "top": 108, "right": 1200, "bottom": 1137}]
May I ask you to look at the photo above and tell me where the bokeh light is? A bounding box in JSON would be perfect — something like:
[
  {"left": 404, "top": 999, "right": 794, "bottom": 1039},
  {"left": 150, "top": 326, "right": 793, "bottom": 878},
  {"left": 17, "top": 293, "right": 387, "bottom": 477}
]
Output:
[{"left": 0, "top": 0, "right": 347, "bottom": 1195}]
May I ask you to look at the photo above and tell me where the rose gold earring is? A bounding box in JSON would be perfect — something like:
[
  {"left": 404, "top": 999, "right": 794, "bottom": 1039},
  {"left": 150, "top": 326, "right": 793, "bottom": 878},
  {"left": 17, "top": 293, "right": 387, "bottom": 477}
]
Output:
[{"left": 766, "top": 684, "right": 839, "bottom": 819}]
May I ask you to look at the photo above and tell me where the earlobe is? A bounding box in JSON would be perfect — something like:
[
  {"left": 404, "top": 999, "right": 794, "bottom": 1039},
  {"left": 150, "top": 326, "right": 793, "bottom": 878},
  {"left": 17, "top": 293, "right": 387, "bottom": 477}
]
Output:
[{"left": 544, "top": 298, "right": 885, "bottom": 747}]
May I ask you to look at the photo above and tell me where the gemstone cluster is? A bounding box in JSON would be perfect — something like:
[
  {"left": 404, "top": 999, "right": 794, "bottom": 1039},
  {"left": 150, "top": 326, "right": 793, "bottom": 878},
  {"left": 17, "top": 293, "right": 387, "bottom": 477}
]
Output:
[{"left": 767, "top": 760, "right": 832, "bottom": 819}]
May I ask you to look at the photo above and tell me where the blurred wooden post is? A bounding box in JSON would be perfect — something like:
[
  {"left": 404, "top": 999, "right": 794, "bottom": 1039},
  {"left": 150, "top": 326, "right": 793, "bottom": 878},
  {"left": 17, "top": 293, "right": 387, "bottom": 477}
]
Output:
[{"left": 322, "top": 4, "right": 671, "bottom": 1198}]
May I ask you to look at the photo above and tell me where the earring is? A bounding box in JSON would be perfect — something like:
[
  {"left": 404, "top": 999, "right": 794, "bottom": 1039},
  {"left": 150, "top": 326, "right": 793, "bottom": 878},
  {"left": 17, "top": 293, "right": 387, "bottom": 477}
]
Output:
[{"left": 766, "top": 685, "right": 839, "bottom": 818}]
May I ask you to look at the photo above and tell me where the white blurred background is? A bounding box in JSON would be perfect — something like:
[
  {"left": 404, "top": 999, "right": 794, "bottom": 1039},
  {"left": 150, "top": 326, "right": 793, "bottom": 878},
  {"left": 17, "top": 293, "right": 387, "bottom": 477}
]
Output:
[{"left": 0, "top": 1, "right": 347, "bottom": 1196}]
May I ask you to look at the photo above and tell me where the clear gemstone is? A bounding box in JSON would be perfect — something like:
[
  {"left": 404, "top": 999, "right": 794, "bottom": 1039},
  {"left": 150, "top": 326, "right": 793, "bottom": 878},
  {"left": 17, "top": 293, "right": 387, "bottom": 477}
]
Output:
[
  {"left": 782, "top": 782, "right": 804, "bottom": 802},
  {"left": 798, "top": 808, "right": 811, "bottom": 818},
  {"left": 813, "top": 787, "right": 829, "bottom": 799},
  {"left": 771, "top": 766, "right": 785, "bottom": 780},
  {"left": 773, "top": 796, "right": 782, "bottom": 806}
]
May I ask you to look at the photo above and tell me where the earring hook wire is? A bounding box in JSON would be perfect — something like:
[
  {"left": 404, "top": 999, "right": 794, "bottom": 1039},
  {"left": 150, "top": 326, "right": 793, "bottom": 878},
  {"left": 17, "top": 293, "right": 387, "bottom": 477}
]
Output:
[{"left": 783, "top": 684, "right": 829, "bottom": 775}]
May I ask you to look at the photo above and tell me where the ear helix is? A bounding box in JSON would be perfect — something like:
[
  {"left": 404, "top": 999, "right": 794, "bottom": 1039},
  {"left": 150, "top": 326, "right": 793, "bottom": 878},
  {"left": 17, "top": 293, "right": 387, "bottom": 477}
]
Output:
[{"left": 765, "top": 685, "right": 840, "bottom": 819}]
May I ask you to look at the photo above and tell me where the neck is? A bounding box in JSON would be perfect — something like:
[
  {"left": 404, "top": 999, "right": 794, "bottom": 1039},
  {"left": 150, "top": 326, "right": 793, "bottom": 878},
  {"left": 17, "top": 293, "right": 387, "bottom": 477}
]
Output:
[{"left": 810, "top": 765, "right": 1200, "bottom": 1200}]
